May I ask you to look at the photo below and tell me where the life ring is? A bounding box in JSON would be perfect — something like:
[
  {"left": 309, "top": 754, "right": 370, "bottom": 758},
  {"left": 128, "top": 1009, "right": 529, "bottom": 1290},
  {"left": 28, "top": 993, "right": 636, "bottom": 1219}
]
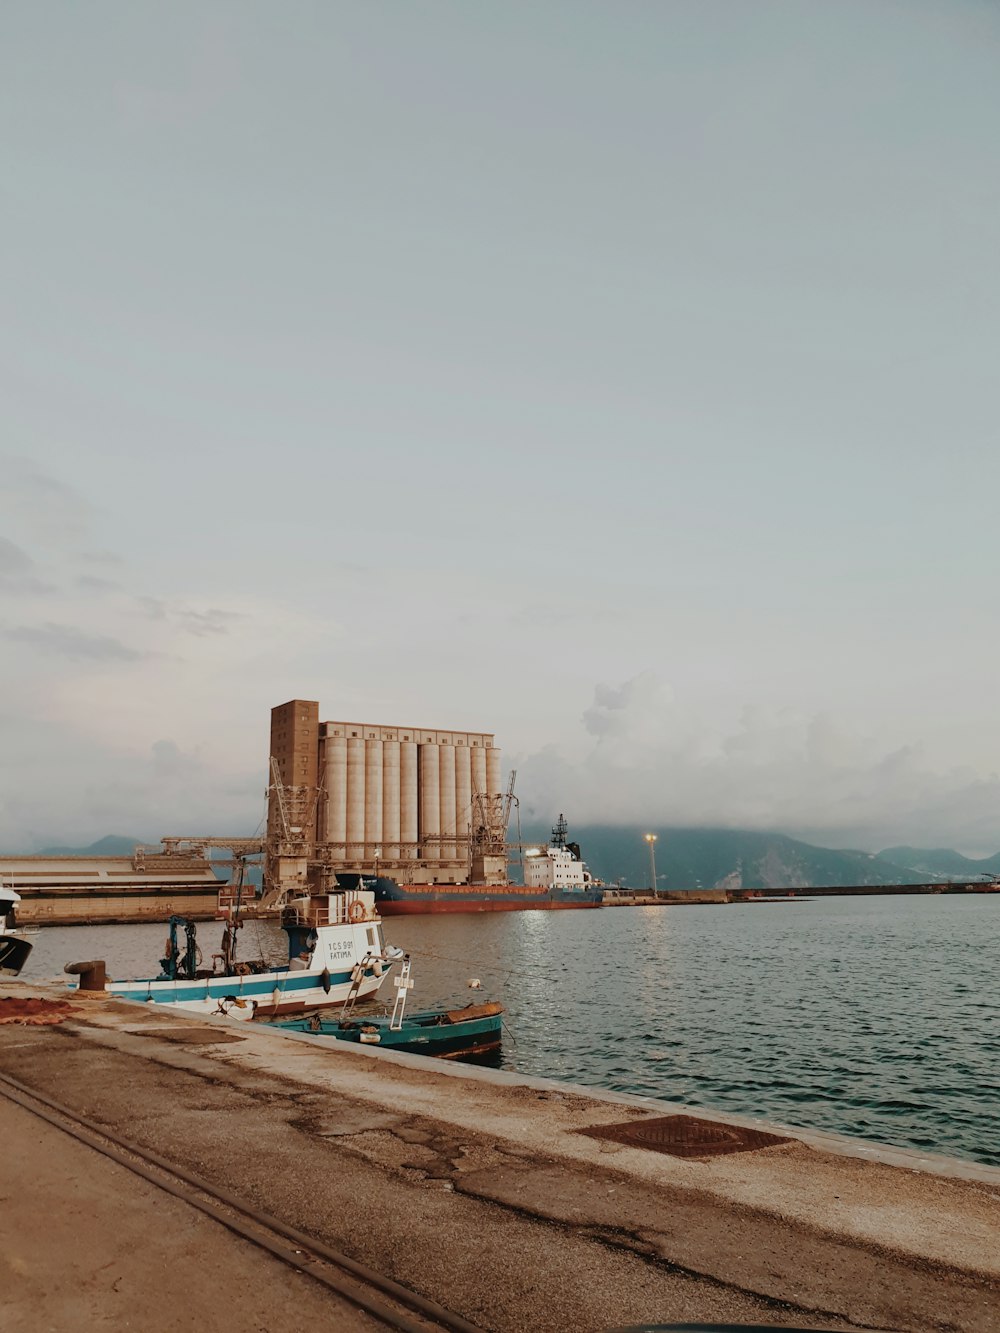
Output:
[{"left": 348, "top": 901, "right": 366, "bottom": 923}]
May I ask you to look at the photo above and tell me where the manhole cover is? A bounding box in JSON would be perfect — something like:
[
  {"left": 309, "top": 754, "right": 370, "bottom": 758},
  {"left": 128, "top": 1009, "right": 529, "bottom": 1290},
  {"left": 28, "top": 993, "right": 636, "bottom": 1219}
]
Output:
[
  {"left": 143, "top": 1027, "right": 246, "bottom": 1045},
  {"left": 577, "top": 1113, "right": 791, "bottom": 1158}
]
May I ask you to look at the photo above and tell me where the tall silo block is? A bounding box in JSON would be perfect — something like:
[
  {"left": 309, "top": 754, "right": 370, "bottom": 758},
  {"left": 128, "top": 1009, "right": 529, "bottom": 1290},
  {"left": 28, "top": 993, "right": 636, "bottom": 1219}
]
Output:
[
  {"left": 454, "top": 744, "right": 472, "bottom": 861},
  {"left": 326, "top": 734, "right": 348, "bottom": 856},
  {"left": 419, "top": 744, "right": 440, "bottom": 859},
  {"left": 400, "top": 742, "right": 418, "bottom": 853},
  {"left": 438, "top": 743, "right": 457, "bottom": 860},
  {"left": 486, "top": 746, "right": 502, "bottom": 800},
  {"left": 382, "top": 740, "right": 401, "bottom": 859},
  {"left": 365, "top": 740, "right": 383, "bottom": 855},
  {"left": 346, "top": 737, "right": 366, "bottom": 860},
  {"left": 471, "top": 745, "right": 487, "bottom": 818}
]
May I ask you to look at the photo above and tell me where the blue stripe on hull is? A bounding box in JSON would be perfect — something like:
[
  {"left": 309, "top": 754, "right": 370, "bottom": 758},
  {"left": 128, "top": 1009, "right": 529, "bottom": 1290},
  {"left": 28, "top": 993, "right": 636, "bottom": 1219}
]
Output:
[{"left": 110, "top": 967, "right": 376, "bottom": 1006}]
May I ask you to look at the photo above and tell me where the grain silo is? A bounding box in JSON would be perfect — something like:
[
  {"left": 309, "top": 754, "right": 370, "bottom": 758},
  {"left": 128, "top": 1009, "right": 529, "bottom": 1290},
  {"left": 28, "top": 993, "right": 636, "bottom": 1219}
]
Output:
[{"left": 267, "top": 700, "right": 507, "bottom": 900}]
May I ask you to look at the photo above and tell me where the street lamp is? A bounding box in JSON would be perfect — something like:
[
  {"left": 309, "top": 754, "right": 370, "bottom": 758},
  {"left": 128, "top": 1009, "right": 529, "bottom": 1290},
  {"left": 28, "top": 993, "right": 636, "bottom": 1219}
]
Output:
[{"left": 644, "top": 833, "right": 658, "bottom": 894}]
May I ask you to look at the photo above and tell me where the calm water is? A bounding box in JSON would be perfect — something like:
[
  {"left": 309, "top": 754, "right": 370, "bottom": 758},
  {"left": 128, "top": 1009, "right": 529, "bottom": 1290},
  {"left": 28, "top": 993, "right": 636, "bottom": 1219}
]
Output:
[{"left": 23, "top": 894, "right": 1000, "bottom": 1168}]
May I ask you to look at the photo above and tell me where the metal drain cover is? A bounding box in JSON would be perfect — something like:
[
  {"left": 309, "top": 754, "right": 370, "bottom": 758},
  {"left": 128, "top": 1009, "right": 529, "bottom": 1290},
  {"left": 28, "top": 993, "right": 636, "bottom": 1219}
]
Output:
[
  {"left": 577, "top": 1113, "right": 791, "bottom": 1158},
  {"left": 143, "top": 1026, "right": 246, "bottom": 1045}
]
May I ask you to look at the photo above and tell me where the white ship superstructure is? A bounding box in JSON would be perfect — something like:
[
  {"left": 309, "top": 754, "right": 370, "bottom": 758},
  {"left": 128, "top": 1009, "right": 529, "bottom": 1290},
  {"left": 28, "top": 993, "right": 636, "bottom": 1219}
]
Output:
[{"left": 523, "top": 815, "right": 595, "bottom": 891}]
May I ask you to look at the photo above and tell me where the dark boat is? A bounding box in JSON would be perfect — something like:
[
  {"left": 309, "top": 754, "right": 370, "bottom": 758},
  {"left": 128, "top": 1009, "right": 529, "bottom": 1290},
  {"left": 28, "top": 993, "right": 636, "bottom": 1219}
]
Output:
[
  {"left": 0, "top": 885, "right": 33, "bottom": 977},
  {"left": 276, "top": 1001, "right": 504, "bottom": 1059}
]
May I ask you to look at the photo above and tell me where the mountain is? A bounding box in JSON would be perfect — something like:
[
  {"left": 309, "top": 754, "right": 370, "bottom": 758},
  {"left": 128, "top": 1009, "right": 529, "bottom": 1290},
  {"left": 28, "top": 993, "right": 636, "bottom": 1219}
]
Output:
[
  {"left": 516, "top": 824, "right": 929, "bottom": 890},
  {"left": 35, "top": 835, "right": 148, "bottom": 857},
  {"left": 877, "top": 846, "right": 1000, "bottom": 881},
  {"left": 8, "top": 828, "right": 997, "bottom": 890}
]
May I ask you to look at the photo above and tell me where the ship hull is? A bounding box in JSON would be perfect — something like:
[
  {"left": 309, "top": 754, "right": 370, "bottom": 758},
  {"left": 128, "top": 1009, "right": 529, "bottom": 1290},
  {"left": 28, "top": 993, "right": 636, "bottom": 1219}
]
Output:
[{"left": 371, "top": 878, "right": 603, "bottom": 915}]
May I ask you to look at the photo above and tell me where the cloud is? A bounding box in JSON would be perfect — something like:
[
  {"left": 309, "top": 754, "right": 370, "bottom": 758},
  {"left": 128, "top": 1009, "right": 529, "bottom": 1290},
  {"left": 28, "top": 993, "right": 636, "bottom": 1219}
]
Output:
[
  {"left": 0, "top": 458, "right": 93, "bottom": 539},
  {"left": 0, "top": 722, "right": 262, "bottom": 852},
  {"left": 79, "top": 551, "right": 125, "bottom": 567},
  {"left": 3, "top": 622, "right": 143, "bottom": 662},
  {"left": 133, "top": 596, "right": 243, "bottom": 636},
  {"left": 76, "top": 575, "right": 122, "bottom": 593},
  {"left": 0, "top": 537, "right": 31, "bottom": 576},
  {"left": 177, "top": 607, "right": 243, "bottom": 637},
  {"left": 0, "top": 536, "right": 56, "bottom": 595},
  {"left": 514, "top": 672, "right": 1000, "bottom": 855}
]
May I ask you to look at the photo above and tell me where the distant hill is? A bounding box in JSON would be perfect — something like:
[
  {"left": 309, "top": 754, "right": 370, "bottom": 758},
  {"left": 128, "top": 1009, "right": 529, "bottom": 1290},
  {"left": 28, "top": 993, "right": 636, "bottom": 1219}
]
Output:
[
  {"left": 35, "top": 835, "right": 148, "bottom": 857},
  {"left": 516, "top": 824, "right": 931, "bottom": 890},
  {"left": 8, "top": 828, "right": 999, "bottom": 890},
  {"left": 878, "top": 846, "right": 1000, "bottom": 881}
]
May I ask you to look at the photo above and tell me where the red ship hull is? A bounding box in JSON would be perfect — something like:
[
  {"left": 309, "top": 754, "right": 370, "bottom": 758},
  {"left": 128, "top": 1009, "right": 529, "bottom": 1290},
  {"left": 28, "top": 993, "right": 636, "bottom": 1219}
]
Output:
[{"left": 372, "top": 879, "right": 604, "bottom": 915}]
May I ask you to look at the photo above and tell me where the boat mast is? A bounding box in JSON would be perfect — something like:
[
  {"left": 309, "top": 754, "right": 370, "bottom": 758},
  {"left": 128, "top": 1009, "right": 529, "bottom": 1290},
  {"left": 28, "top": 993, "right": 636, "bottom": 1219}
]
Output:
[{"left": 551, "top": 813, "right": 569, "bottom": 848}]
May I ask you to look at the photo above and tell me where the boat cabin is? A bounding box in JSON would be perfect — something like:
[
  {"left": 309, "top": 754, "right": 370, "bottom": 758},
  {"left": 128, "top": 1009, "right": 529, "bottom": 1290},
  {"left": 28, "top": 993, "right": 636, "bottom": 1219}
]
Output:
[{"left": 281, "top": 889, "right": 389, "bottom": 970}]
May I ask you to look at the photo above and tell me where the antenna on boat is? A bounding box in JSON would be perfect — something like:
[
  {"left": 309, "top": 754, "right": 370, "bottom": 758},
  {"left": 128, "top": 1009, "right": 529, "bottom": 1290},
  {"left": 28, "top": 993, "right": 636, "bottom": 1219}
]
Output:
[
  {"left": 551, "top": 813, "right": 569, "bottom": 848},
  {"left": 218, "top": 857, "right": 247, "bottom": 973}
]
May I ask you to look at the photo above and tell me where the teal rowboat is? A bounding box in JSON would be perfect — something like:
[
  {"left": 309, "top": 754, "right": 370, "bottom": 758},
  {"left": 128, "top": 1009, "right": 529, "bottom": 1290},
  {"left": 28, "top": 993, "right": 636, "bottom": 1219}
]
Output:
[{"left": 275, "top": 1000, "right": 503, "bottom": 1059}]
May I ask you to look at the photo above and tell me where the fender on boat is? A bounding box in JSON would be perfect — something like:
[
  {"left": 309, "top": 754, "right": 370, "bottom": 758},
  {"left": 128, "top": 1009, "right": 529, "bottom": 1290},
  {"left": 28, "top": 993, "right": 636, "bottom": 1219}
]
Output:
[{"left": 321, "top": 967, "right": 331, "bottom": 994}]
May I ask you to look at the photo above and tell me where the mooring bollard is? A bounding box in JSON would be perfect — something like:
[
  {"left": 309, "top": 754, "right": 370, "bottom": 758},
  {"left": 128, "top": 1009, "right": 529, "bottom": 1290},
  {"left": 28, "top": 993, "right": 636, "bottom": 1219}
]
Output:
[{"left": 64, "top": 959, "right": 107, "bottom": 992}]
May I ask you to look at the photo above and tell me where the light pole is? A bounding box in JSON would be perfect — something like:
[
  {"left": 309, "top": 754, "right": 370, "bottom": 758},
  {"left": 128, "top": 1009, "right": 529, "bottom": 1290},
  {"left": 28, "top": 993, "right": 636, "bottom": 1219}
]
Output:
[{"left": 644, "top": 833, "right": 658, "bottom": 894}]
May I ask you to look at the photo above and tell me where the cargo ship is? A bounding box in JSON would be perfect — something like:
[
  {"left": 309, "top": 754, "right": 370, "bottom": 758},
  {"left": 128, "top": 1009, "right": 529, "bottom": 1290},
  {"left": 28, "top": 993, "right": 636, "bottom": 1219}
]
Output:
[{"left": 364, "top": 815, "right": 604, "bottom": 915}]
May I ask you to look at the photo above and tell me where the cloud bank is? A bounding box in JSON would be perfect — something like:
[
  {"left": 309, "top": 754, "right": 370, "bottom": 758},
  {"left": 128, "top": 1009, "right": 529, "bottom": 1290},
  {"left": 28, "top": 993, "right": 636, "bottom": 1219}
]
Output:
[{"left": 515, "top": 673, "right": 1000, "bottom": 856}]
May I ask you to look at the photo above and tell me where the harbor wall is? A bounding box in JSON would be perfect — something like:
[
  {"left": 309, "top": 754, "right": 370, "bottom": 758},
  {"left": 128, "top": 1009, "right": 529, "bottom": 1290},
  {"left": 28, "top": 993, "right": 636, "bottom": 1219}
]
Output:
[{"left": 15, "top": 888, "right": 221, "bottom": 926}]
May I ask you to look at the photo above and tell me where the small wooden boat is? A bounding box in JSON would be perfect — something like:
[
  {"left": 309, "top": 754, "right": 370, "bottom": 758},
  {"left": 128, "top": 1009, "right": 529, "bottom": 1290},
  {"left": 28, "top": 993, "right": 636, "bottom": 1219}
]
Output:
[
  {"left": 277, "top": 1000, "right": 504, "bottom": 1059},
  {"left": 275, "top": 956, "right": 503, "bottom": 1058}
]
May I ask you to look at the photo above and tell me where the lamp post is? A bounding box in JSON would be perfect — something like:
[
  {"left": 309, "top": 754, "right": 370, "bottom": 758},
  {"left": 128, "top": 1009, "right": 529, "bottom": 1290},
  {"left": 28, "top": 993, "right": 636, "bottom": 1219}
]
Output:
[{"left": 644, "top": 833, "right": 658, "bottom": 894}]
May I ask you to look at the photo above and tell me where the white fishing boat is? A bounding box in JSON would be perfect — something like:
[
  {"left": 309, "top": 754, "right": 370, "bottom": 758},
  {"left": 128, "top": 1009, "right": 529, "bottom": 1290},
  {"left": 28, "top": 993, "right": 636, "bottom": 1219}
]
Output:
[
  {"left": 0, "top": 884, "right": 33, "bottom": 977},
  {"left": 86, "top": 881, "right": 403, "bottom": 1019}
]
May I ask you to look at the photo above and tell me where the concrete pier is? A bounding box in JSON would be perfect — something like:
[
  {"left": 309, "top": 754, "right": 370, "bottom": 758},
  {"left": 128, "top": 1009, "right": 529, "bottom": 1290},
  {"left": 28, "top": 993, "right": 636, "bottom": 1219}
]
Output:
[{"left": 1, "top": 982, "right": 998, "bottom": 1332}]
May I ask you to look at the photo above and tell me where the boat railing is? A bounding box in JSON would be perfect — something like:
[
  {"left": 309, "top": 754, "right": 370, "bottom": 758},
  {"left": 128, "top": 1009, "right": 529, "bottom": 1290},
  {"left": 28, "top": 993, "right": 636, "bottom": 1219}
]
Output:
[{"left": 281, "top": 891, "right": 376, "bottom": 929}]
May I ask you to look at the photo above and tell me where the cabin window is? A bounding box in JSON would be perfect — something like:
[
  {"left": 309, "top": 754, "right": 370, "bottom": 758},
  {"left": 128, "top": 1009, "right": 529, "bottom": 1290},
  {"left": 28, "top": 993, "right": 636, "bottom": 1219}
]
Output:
[{"left": 366, "top": 928, "right": 376, "bottom": 947}]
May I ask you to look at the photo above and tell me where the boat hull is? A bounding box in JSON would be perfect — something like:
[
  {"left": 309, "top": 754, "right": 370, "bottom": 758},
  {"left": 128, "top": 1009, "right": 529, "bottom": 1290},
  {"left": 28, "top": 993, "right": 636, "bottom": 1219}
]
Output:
[
  {"left": 108, "top": 963, "right": 388, "bottom": 1019},
  {"left": 372, "top": 879, "right": 603, "bottom": 915},
  {"left": 277, "top": 1003, "right": 503, "bottom": 1059}
]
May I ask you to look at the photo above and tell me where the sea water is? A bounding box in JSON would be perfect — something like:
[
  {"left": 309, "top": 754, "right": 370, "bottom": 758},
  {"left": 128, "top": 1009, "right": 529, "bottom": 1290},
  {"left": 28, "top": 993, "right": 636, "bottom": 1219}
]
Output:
[{"left": 22, "top": 893, "right": 1000, "bottom": 1168}]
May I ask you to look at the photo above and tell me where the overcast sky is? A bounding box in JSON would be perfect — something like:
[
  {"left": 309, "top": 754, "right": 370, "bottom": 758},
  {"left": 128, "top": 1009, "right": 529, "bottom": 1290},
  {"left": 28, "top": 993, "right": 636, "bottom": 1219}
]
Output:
[{"left": 3, "top": 2, "right": 1000, "bottom": 853}]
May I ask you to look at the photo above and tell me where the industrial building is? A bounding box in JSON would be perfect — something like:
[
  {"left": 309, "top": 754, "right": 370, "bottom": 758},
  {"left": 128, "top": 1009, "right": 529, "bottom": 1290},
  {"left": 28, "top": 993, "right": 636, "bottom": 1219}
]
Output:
[
  {"left": 267, "top": 700, "right": 507, "bottom": 899},
  {"left": 0, "top": 850, "right": 222, "bottom": 925}
]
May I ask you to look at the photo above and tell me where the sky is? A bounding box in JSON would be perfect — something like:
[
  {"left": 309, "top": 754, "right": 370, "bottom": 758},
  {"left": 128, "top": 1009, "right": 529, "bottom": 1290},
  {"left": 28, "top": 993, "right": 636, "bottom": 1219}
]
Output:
[{"left": 3, "top": 1, "right": 1000, "bottom": 854}]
